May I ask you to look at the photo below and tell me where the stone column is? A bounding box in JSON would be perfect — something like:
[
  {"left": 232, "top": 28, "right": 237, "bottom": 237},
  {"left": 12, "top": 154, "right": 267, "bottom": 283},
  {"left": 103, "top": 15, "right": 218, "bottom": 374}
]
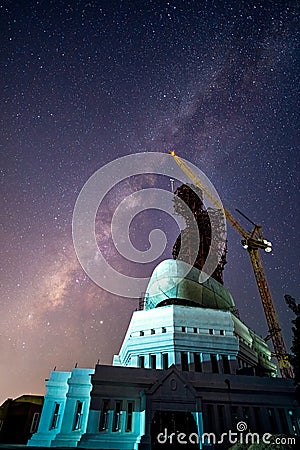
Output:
[
  {"left": 27, "top": 370, "right": 71, "bottom": 447},
  {"left": 51, "top": 367, "right": 94, "bottom": 447},
  {"left": 138, "top": 391, "right": 151, "bottom": 450}
]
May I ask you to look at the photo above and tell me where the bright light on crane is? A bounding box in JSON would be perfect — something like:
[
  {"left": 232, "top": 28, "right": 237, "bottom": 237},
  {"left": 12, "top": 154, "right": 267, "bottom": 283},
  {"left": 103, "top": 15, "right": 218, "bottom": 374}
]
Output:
[
  {"left": 241, "top": 240, "right": 248, "bottom": 250},
  {"left": 263, "top": 239, "right": 272, "bottom": 252},
  {"left": 241, "top": 238, "right": 272, "bottom": 253}
]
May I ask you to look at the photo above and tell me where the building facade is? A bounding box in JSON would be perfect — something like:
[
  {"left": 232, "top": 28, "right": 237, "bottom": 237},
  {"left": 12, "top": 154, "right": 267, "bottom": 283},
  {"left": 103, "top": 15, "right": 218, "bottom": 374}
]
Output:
[{"left": 28, "top": 259, "right": 300, "bottom": 449}]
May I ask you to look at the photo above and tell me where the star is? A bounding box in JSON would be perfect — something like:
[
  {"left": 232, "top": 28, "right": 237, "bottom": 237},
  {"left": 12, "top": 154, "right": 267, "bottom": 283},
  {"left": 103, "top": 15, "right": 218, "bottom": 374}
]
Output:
[{"left": 0, "top": 0, "right": 298, "bottom": 404}]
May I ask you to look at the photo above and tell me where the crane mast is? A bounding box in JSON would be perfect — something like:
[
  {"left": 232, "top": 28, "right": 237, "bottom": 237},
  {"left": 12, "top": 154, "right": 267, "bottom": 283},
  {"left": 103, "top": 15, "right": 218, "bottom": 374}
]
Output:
[{"left": 170, "top": 151, "right": 293, "bottom": 379}]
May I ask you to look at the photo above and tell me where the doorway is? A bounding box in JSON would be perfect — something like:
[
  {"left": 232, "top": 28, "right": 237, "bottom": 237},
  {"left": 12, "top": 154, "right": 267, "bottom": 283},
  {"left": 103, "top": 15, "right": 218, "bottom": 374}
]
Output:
[{"left": 151, "top": 410, "right": 199, "bottom": 449}]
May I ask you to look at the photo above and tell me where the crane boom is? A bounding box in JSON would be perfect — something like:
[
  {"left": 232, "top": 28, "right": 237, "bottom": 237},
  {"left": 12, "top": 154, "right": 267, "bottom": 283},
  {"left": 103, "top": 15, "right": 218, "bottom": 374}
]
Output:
[
  {"left": 171, "top": 152, "right": 249, "bottom": 238},
  {"left": 170, "top": 151, "right": 293, "bottom": 379}
]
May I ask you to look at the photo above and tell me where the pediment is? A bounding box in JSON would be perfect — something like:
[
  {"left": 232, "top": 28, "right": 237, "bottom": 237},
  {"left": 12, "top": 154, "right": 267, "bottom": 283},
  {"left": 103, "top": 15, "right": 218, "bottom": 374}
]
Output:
[{"left": 146, "top": 365, "right": 197, "bottom": 401}]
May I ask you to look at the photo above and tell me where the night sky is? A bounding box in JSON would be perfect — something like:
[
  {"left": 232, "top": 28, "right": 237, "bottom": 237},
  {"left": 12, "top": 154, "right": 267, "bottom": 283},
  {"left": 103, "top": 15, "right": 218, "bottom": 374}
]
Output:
[{"left": 1, "top": 0, "right": 299, "bottom": 403}]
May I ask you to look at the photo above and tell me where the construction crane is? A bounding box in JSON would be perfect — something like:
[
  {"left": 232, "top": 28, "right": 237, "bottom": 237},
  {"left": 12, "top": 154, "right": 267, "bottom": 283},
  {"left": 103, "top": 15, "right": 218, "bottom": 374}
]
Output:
[{"left": 169, "top": 150, "right": 294, "bottom": 379}]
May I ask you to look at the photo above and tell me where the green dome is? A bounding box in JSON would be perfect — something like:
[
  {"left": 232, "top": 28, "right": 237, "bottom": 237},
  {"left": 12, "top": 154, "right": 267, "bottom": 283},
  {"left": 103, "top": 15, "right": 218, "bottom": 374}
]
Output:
[{"left": 145, "top": 259, "right": 235, "bottom": 311}]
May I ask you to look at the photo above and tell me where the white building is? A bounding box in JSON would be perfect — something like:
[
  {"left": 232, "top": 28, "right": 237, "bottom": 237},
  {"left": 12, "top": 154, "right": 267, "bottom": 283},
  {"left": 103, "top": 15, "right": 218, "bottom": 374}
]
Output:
[{"left": 28, "top": 260, "right": 300, "bottom": 449}]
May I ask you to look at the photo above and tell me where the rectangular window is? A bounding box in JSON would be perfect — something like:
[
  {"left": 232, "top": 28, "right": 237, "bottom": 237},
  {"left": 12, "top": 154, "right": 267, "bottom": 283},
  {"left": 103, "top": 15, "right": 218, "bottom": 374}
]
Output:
[
  {"left": 278, "top": 408, "right": 289, "bottom": 433},
  {"left": 138, "top": 356, "right": 145, "bottom": 368},
  {"left": 139, "top": 331, "right": 144, "bottom": 336},
  {"left": 267, "top": 408, "right": 278, "bottom": 433},
  {"left": 253, "top": 407, "right": 263, "bottom": 433},
  {"left": 50, "top": 402, "right": 60, "bottom": 430},
  {"left": 220, "top": 330, "right": 225, "bottom": 335},
  {"left": 242, "top": 406, "right": 250, "bottom": 423},
  {"left": 30, "top": 412, "right": 40, "bottom": 433},
  {"left": 112, "top": 401, "right": 122, "bottom": 432},
  {"left": 151, "top": 329, "right": 155, "bottom": 334},
  {"left": 150, "top": 354, "right": 156, "bottom": 369},
  {"left": 204, "top": 404, "right": 215, "bottom": 433},
  {"left": 194, "top": 353, "right": 202, "bottom": 372},
  {"left": 181, "top": 351, "right": 189, "bottom": 371},
  {"left": 209, "top": 329, "right": 214, "bottom": 335},
  {"left": 162, "top": 327, "right": 166, "bottom": 333},
  {"left": 210, "top": 354, "right": 219, "bottom": 373},
  {"left": 222, "top": 355, "right": 231, "bottom": 374},
  {"left": 182, "top": 326, "right": 186, "bottom": 332},
  {"left": 217, "top": 405, "right": 226, "bottom": 430},
  {"left": 126, "top": 401, "right": 134, "bottom": 432},
  {"left": 162, "top": 353, "right": 169, "bottom": 370},
  {"left": 231, "top": 406, "right": 239, "bottom": 427},
  {"left": 73, "top": 401, "right": 83, "bottom": 431},
  {"left": 288, "top": 409, "right": 300, "bottom": 434},
  {"left": 193, "top": 327, "right": 198, "bottom": 333},
  {"left": 99, "top": 399, "right": 110, "bottom": 431}
]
